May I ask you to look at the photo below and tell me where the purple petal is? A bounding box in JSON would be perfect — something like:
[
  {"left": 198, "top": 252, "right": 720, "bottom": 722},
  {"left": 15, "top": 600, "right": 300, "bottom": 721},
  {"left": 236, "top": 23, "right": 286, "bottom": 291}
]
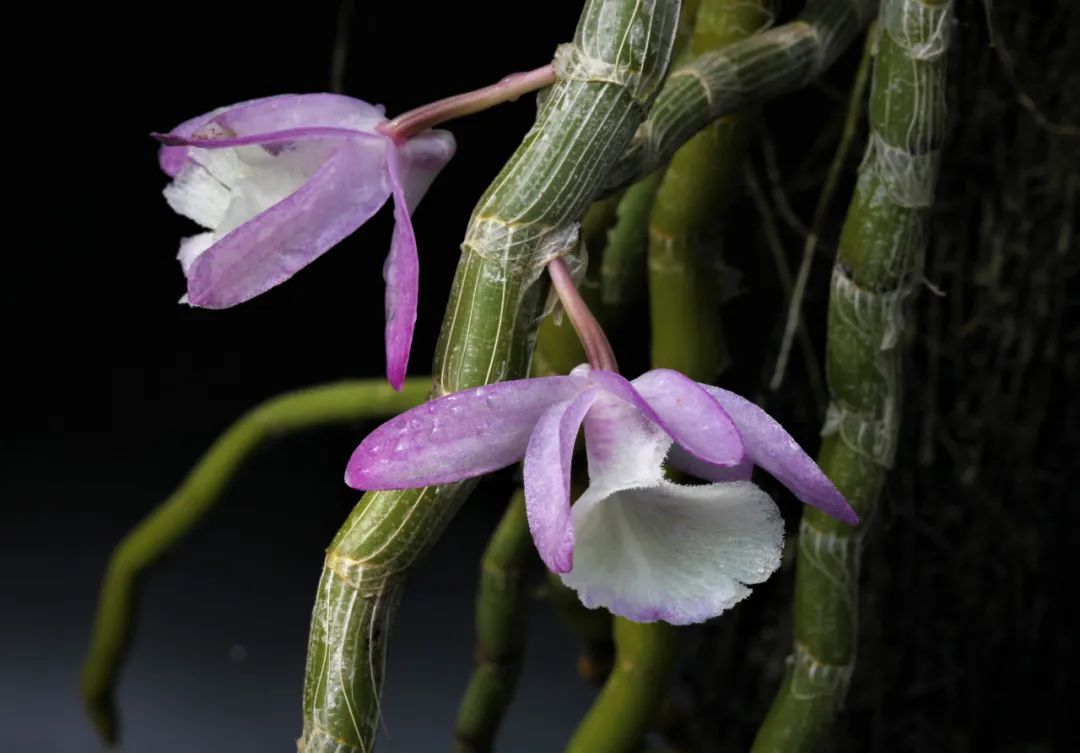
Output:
[
  {"left": 523, "top": 388, "right": 601, "bottom": 573},
  {"left": 699, "top": 385, "right": 859, "bottom": 525},
  {"left": 159, "top": 94, "right": 386, "bottom": 176},
  {"left": 345, "top": 375, "right": 587, "bottom": 490},
  {"left": 181, "top": 137, "right": 392, "bottom": 308},
  {"left": 631, "top": 369, "right": 745, "bottom": 467},
  {"left": 382, "top": 130, "right": 456, "bottom": 390}
]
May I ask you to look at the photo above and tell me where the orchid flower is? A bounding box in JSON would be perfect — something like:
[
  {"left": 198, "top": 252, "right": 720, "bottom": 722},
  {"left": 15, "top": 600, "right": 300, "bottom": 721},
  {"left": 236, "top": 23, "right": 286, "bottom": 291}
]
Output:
[
  {"left": 156, "top": 94, "right": 456, "bottom": 389},
  {"left": 345, "top": 364, "right": 857, "bottom": 625}
]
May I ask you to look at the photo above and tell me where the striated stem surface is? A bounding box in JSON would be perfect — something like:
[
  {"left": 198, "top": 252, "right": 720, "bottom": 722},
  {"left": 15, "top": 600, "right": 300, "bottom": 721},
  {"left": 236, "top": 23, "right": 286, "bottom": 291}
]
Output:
[
  {"left": 298, "top": 3, "right": 682, "bottom": 751},
  {"left": 752, "top": 1, "right": 953, "bottom": 750},
  {"left": 607, "top": 0, "right": 878, "bottom": 191}
]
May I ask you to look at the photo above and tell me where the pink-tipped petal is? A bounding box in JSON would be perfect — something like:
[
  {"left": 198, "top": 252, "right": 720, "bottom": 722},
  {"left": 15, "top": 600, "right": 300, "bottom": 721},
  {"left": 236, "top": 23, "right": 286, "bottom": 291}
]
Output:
[
  {"left": 631, "top": 369, "right": 745, "bottom": 467},
  {"left": 382, "top": 130, "right": 455, "bottom": 390},
  {"left": 700, "top": 385, "right": 859, "bottom": 525},
  {"left": 561, "top": 479, "right": 783, "bottom": 625},
  {"left": 180, "top": 137, "right": 392, "bottom": 308},
  {"left": 345, "top": 375, "right": 587, "bottom": 490},
  {"left": 523, "top": 388, "right": 601, "bottom": 573}
]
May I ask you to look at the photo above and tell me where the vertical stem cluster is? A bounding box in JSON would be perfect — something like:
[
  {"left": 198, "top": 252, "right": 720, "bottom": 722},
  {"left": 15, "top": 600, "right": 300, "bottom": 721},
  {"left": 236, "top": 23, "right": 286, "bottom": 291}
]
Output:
[
  {"left": 752, "top": 1, "right": 952, "bottom": 750},
  {"left": 568, "top": 2, "right": 770, "bottom": 751},
  {"left": 298, "top": 3, "right": 681, "bottom": 751}
]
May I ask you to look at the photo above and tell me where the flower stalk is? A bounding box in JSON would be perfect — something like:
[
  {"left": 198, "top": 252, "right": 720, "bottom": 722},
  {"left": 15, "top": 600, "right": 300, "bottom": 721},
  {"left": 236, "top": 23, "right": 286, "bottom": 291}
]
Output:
[
  {"left": 752, "top": 1, "right": 954, "bottom": 749},
  {"left": 380, "top": 65, "right": 558, "bottom": 144}
]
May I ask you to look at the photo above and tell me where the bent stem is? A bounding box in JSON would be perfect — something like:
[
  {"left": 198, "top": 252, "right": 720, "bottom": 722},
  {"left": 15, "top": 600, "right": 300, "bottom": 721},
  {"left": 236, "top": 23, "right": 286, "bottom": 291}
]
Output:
[
  {"left": 380, "top": 65, "right": 557, "bottom": 143},
  {"left": 81, "top": 378, "right": 428, "bottom": 744},
  {"left": 298, "top": 3, "right": 681, "bottom": 751},
  {"left": 752, "top": 1, "right": 953, "bottom": 750}
]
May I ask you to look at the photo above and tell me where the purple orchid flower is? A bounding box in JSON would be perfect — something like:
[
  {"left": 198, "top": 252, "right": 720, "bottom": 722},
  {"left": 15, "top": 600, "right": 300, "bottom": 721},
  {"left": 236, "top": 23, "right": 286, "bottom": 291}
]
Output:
[
  {"left": 156, "top": 94, "right": 456, "bottom": 389},
  {"left": 345, "top": 364, "right": 857, "bottom": 625}
]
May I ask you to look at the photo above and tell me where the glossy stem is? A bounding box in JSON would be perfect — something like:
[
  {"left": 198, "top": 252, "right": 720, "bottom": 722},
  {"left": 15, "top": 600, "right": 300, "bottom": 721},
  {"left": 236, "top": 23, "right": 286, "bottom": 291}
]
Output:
[
  {"left": 80, "top": 378, "right": 429, "bottom": 744},
  {"left": 752, "top": 1, "right": 954, "bottom": 749},
  {"left": 380, "top": 65, "right": 557, "bottom": 143}
]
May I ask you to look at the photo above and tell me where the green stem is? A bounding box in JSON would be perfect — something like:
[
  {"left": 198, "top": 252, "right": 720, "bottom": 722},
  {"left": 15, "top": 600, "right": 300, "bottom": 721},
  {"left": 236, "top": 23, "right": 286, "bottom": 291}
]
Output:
[
  {"left": 453, "top": 491, "right": 537, "bottom": 753},
  {"left": 298, "top": 4, "right": 681, "bottom": 752},
  {"left": 752, "top": 1, "right": 953, "bottom": 750},
  {"left": 564, "top": 620, "right": 681, "bottom": 753},
  {"left": 80, "top": 378, "right": 429, "bottom": 744},
  {"left": 607, "top": 0, "right": 878, "bottom": 191},
  {"left": 571, "top": 3, "right": 771, "bottom": 752}
]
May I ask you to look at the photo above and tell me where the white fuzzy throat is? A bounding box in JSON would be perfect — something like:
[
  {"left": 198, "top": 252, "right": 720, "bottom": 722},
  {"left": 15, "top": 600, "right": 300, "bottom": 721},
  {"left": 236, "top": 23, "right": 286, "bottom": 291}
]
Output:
[{"left": 164, "top": 141, "right": 332, "bottom": 273}]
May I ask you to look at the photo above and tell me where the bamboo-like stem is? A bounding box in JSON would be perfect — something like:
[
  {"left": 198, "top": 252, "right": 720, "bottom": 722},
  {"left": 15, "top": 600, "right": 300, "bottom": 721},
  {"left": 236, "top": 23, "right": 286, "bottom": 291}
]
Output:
[
  {"left": 770, "top": 29, "right": 875, "bottom": 392},
  {"left": 80, "top": 378, "right": 429, "bottom": 744},
  {"left": 297, "top": 4, "right": 681, "bottom": 751},
  {"left": 570, "top": 3, "right": 771, "bottom": 752},
  {"left": 752, "top": 1, "right": 953, "bottom": 749},
  {"left": 606, "top": 0, "right": 878, "bottom": 191},
  {"left": 453, "top": 490, "right": 536, "bottom": 753}
]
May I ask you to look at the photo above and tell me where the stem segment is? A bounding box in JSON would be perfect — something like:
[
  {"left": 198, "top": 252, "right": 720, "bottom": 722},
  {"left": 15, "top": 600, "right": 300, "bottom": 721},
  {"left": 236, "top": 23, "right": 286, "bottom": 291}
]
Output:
[
  {"left": 81, "top": 379, "right": 429, "bottom": 744},
  {"left": 607, "top": 0, "right": 878, "bottom": 191},
  {"left": 752, "top": 2, "right": 953, "bottom": 749},
  {"left": 298, "top": 4, "right": 681, "bottom": 751}
]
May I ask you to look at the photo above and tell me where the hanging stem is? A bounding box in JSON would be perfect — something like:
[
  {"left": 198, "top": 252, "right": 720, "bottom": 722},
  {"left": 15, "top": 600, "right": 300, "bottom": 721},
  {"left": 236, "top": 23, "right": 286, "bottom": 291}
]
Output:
[
  {"left": 752, "top": 1, "right": 953, "bottom": 750},
  {"left": 81, "top": 378, "right": 429, "bottom": 744},
  {"left": 298, "top": 3, "right": 681, "bottom": 751},
  {"left": 380, "top": 65, "right": 557, "bottom": 144},
  {"left": 453, "top": 490, "right": 537, "bottom": 753}
]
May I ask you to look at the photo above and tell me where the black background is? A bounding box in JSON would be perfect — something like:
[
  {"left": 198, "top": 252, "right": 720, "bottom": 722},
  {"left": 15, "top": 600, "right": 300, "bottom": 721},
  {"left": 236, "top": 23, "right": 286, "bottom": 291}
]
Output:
[{"left": 6, "top": 2, "right": 601, "bottom": 751}]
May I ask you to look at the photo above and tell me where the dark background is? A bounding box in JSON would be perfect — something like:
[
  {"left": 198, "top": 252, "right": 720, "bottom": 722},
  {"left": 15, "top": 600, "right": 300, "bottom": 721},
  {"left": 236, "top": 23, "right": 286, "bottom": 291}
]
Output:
[
  {"left": 6, "top": 1, "right": 1079, "bottom": 752},
  {"left": 6, "top": 2, "right": 599, "bottom": 751}
]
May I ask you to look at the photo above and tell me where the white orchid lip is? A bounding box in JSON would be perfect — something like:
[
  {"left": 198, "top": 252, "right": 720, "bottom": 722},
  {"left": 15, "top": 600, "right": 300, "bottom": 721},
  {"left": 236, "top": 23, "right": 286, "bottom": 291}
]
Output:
[
  {"left": 345, "top": 364, "right": 856, "bottom": 624},
  {"left": 157, "top": 93, "right": 456, "bottom": 390}
]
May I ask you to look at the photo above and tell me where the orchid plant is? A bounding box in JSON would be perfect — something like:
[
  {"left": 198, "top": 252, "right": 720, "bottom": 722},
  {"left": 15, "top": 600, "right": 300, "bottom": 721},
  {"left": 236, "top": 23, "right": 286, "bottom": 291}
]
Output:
[{"left": 82, "top": 1, "right": 950, "bottom": 752}]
